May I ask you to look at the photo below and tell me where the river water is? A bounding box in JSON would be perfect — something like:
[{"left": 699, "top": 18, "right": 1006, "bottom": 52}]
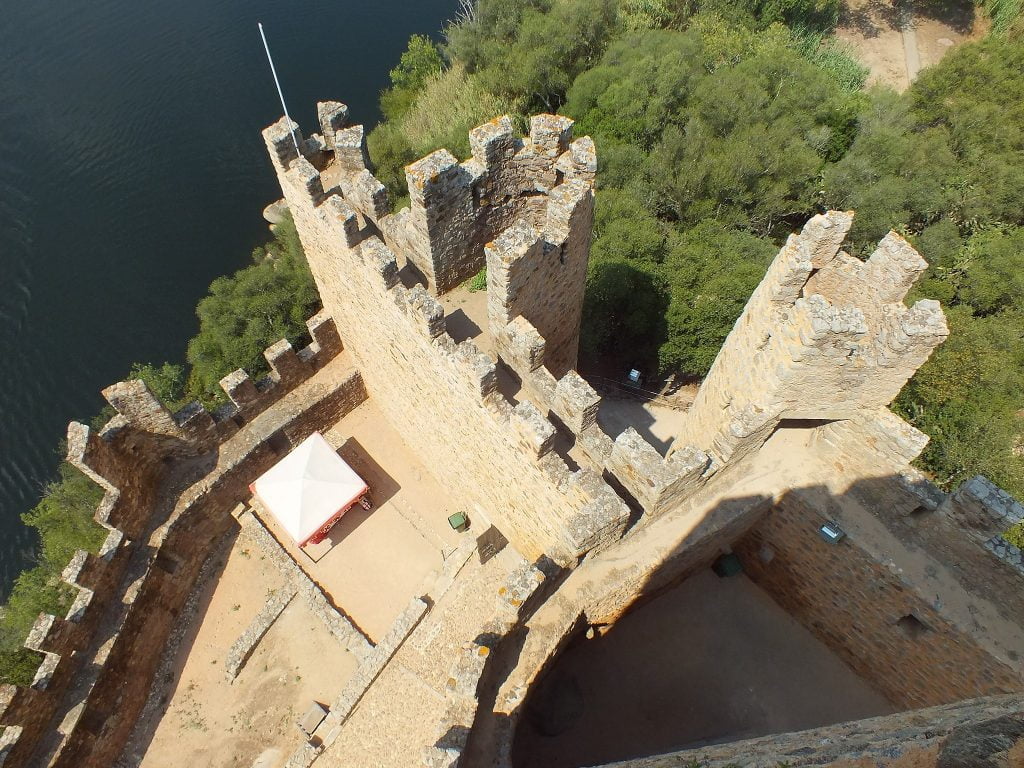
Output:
[{"left": 0, "top": 0, "right": 455, "bottom": 596}]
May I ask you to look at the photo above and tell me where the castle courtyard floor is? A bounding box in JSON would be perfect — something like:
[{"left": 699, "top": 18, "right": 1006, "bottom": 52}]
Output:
[
  {"left": 135, "top": 533, "right": 360, "bottom": 768},
  {"left": 135, "top": 394, "right": 473, "bottom": 767},
  {"left": 258, "top": 398, "right": 465, "bottom": 642},
  {"left": 512, "top": 568, "right": 895, "bottom": 768}
]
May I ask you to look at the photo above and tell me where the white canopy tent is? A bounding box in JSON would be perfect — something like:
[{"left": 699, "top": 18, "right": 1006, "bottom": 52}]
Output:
[{"left": 250, "top": 432, "right": 368, "bottom": 547}]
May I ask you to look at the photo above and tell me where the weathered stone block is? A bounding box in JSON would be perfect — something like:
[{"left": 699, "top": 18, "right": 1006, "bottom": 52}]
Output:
[
  {"left": 220, "top": 369, "right": 259, "bottom": 411},
  {"left": 529, "top": 114, "right": 574, "bottom": 157},
  {"left": 264, "top": 338, "right": 311, "bottom": 389},
  {"left": 511, "top": 401, "right": 556, "bottom": 458},
  {"left": 102, "top": 380, "right": 179, "bottom": 437},
  {"left": 501, "top": 316, "right": 545, "bottom": 375},
  {"left": 317, "top": 101, "right": 349, "bottom": 150},
  {"left": 552, "top": 372, "right": 600, "bottom": 433},
  {"left": 306, "top": 311, "right": 342, "bottom": 359}
]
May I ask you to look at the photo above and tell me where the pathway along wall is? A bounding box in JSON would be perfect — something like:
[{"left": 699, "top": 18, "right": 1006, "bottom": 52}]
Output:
[{"left": 0, "top": 315, "right": 367, "bottom": 768}]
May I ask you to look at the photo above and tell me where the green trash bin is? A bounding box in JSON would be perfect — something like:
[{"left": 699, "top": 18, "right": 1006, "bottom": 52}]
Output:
[
  {"left": 448, "top": 512, "right": 469, "bottom": 533},
  {"left": 712, "top": 552, "right": 743, "bottom": 577}
]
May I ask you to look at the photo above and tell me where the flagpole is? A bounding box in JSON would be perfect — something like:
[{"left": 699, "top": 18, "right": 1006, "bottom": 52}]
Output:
[{"left": 258, "top": 22, "right": 301, "bottom": 156}]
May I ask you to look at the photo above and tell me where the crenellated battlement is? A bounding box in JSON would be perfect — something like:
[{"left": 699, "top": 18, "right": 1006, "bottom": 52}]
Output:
[
  {"left": 0, "top": 313, "right": 352, "bottom": 767},
  {"left": 670, "top": 210, "right": 949, "bottom": 467},
  {"left": 262, "top": 107, "right": 634, "bottom": 564},
  {"left": 6, "top": 93, "right": 1019, "bottom": 768},
  {"left": 265, "top": 106, "right": 595, "bottom": 297}
]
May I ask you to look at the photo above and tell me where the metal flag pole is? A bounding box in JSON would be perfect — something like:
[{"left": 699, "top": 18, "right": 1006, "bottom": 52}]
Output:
[{"left": 258, "top": 22, "right": 301, "bottom": 156}]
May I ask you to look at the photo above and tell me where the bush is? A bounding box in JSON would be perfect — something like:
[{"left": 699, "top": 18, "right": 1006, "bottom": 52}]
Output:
[
  {"left": 981, "top": 0, "right": 1024, "bottom": 34},
  {"left": 465, "top": 266, "right": 488, "bottom": 292}
]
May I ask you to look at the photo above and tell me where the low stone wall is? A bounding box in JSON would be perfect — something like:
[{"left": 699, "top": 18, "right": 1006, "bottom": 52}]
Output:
[
  {"left": 597, "top": 694, "right": 1024, "bottom": 768},
  {"left": 305, "top": 596, "right": 430, "bottom": 763},
  {"left": 423, "top": 560, "right": 548, "bottom": 768},
  {"left": 224, "top": 583, "right": 299, "bottom": 680},
  {"left": 238, "top": 510, "right": 370, "bottom": 655}
]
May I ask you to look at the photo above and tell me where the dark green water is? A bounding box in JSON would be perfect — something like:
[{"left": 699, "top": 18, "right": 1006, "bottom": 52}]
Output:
[{"left": 0, "top": 0, "right": 455, "bottom": 596}]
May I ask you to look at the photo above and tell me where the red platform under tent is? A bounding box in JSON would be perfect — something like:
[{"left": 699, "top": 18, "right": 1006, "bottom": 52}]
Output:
[{"left": 249, "top": 432, "right": 370, "bottom": 548}]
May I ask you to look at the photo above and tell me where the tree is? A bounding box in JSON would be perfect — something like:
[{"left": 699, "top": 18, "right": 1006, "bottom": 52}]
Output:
[
  {"left": 823, "top": 89, "right": 959, "bottom": 253},
  {"left": 650, "top": 43, "right": 857, "bottom": 232},
  {"left": 659, "top": 221, "right": 775, "bottom": 374},
  {"left": 380, "top": 35, "right": 446, "bottom": 122},
  {"left": 910, "top": 34, "right": 1024, "bottom": 229},
  {"left": 186, "top": 215, "right": 320, "bottom": 405},
  {"left": 389, "top": 35, "right": 444, "bottom": 91},
  {"left": 0, "top": 463, "right": 106, "bottom": 686},
  {"left": 129, "top": 362, "right": 189, "bottom": 411},
  {"left": 895, "top": 306, "right": 1024, "bottom": 497},
  {"left": 581, "top": 257, "right": 669, "bottom": 373}
]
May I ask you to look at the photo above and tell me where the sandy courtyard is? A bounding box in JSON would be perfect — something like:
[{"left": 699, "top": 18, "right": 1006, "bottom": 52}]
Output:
[
  {"left": 139, "top": 537, "right": 359, "bottom": 768},
  {"left": 252, "top": 398, "right": 463, "bottom": 642},
  {"left": 513, "top": 569, "right": 894, "bottom": 767}
]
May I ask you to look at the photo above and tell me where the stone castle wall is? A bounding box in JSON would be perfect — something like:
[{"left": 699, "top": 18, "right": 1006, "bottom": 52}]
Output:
[
  {"left": 264, "top": 109, "right": 631, "bottom": 567},
  {"left": 5, "top": 94, "right": 1023, "bottom": 768},
  {"left": 670, "top": 212, "right": 948, "bottom": 468},
  {"left": 485, "top": 176, "right": 593, "bottom": 378},
  {"left": 598, "top": 694, "right": 1024, "bottom": 768},
  {"left": 734, "top": 489, "right": 1023, "bottom": 711},
  {"left": 261, "top": 106, "right": 1024, "bottom": 768}
]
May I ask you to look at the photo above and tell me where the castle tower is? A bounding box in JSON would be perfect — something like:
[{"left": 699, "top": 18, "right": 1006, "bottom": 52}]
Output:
[
  {"left": 669, "top": 211, "right": 949, "bottom": 466},
  {"left": 261, "top": 106, "right": 626, "bottom": 566},
  {"left": 264, "top": 106, "right": 596, "bottom": 378}
]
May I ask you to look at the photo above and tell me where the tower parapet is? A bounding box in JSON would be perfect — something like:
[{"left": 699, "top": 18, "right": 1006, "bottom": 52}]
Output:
[
  {"left": 670, "top": 211, "right": 949, "bottom": 466},
  {"left": 265, "top": 107, "right": 596, "bottom": 299}
]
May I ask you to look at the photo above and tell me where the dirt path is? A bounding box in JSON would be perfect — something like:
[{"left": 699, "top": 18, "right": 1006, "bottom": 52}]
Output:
[
  {"left": 137, "top": 537, "right": 359, "bottom": 768},
  {"left": 836, "top": 0, "right": 985, "bottom": 91}
]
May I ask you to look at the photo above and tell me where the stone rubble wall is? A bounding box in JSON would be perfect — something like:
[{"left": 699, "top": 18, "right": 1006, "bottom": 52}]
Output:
[
  {"left": 595, "top": 693, "right": 1024, "bottom": 768},
  {"left": 264, "top": 109, "right": 630, "bottom": 567},
  {"left": 223, "top": 583, "right": 299, "bottom": 681},
  {"left": 296, "top": 107, "right": 597, "bottom": 377},
  {"left": 297, "top": 597, "right": 431, "bottom": 766},
  {"left": 944, "top": 476, "right": 1024, "bottom": 552},
  {"left": 262, "top": 109, "right": 1024, "bottom": 768},
  {"left": 733, "top": 489, "right": 1023, "bottom": 711},
  {"left": 670, "top": 212, "right": 948, "bottom": 468},
  {"left": 0, "top": 317, "right": 359, "bottom": 768},
  {"left": 236, "top": 509, "right": 371, "bottom": 656},
  {"left": 7, "top": 96, "right": 1012, "bottom": 768},
  {"left": 0, "top": 445, "right": 134, "bottom": 767},
  {"left": 50, "top": 359, "right": 366, "bottom": 768}
]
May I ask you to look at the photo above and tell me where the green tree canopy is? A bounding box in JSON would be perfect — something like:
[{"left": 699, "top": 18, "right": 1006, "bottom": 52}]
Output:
[{"left": 186, "top": 215, "right": 319, "bottom": 405}]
